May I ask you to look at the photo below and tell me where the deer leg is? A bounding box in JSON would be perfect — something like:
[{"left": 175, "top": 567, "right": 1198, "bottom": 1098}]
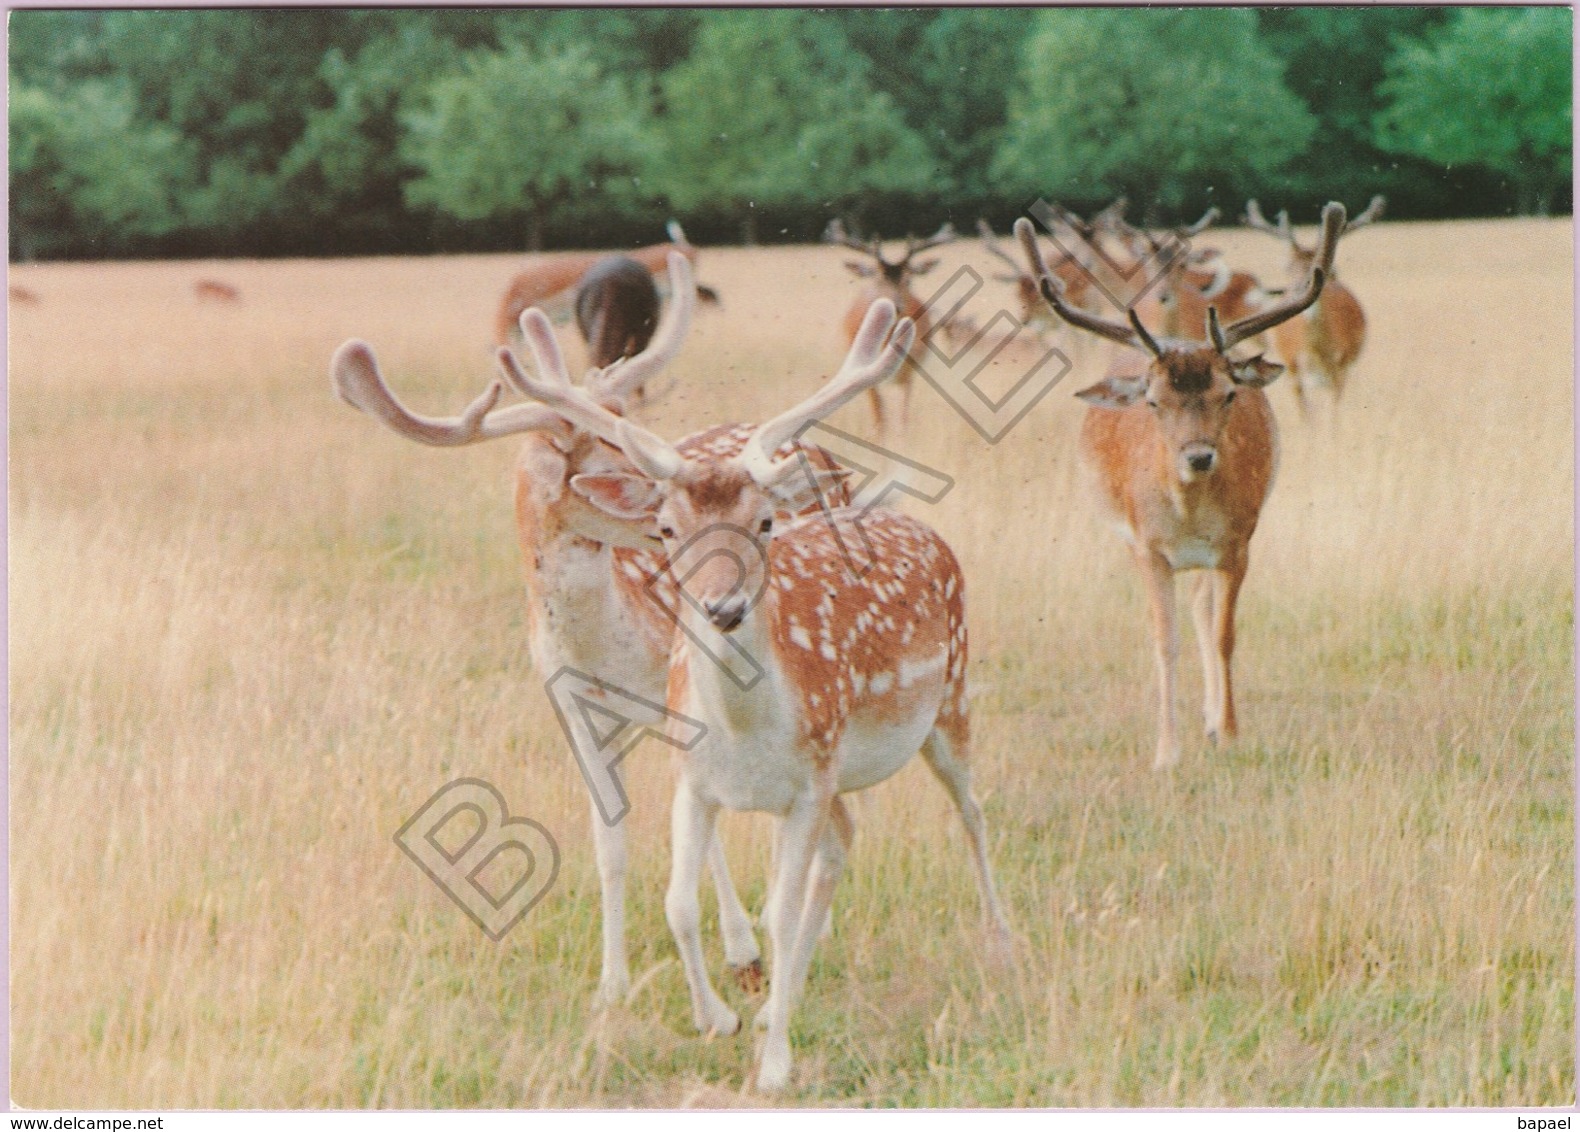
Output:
[
  {"left": 1189, "top": 572, "right": 1224, "bottom": 743},
  {"left": 919, "top": 727, "right": 1012, "bottom": 960},
  {"left": 1140, "top": 548, "right": 1181, "bottom": 769},
  {"left": 588, "top": 798, "right": 631, "bottom": 1007},
  {"left": 665, "top": 781, "right": 739, "bottom": 1036},
  {"left": 756, "top": 785, "right": 831, "bottom": 1092},
  {"left": 780, "top": 796, "right": 852, "bottom": 1021},
  {"left": 707, "top": 831, "right": 763, "bottom": 990},
  {"left": 867, "top": 385, "right": 887, "bottom": 443},
  {"left": 1211, "top": 553, "right": 1248, "bottom": 742}
]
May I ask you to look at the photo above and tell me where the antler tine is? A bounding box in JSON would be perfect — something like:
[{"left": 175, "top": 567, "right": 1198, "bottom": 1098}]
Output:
[
  {"left": 904, "top": 221, "right": 957, "bottom": 260},
  {"left": 498, "top": 320, "right": 687, "bottom": 483},
  {"left": 1091, "top": 197, "right": 1129, "bottom": 231},
  {"left": 1175, "top": 206, "right": 1221, "bottom": 239},
  {"left": 1049, "top": 201, "right": 1097, "bottom": 241},
  {"left": 824, "top": 217, "right": 878, "bottom": 258},
  {"left": 1243, "top": 199, "right": 1289, "bottom": 240},
  {"left": 976, "top": 219, "right": 1024, "bottom": 273},
  {"left": 1346, "top": 194, "right": 1387, "bottom": 232},
  {"left": 498, "top": 313, "right": 623, "bottom": 443},
  {"left": 1218, "top": 201, "right": 1345, "bottom": 351},
  {"left": 591, "top": 251, "right": 695, "bottom": 402},
  {"left": 1015, "top": 218, "right": 1140, "bottom": 350},
  {"left": 510, "top": 306, "right": 575, "bottom": 393},
  {"left": 332, "top": 340, "right": 564, "bottom": 447},
  {"left": 1128, "top": 308, "right": 1164, "bottom": 359},
  {"left": 665, "top": 218, "right": 693, "bottom": 251},
  {"left": 1206, "top": 305, "right": 1229, "bottom": 354},
  {"left": 741, "top": 299, "right": 916, "bottom": 478}
]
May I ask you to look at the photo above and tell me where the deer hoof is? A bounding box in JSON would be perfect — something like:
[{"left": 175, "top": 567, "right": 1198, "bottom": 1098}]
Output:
[
  {"left": 701, "top": 1003, "right": 740, "bottom": 1037},
  {"left": 731, "top": 958, "right": 765, "bottom": 995}
]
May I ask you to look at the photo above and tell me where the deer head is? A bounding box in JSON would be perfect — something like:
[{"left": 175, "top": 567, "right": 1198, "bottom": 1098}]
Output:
[
  {"left": 334, "top": 253, "right": 699, "bottom": 547},
  {"left": 1245, "top": 196, "right": 1383, "bottom": 281},
  {"left": 1017, "top": 202, "right": 1344, "bottom": 484},
  {"left": 521, "top": 301, "right": 914, "bottom": 632},
  {"left": 825, "top": 219, "right": 955, "bottom": 290}
]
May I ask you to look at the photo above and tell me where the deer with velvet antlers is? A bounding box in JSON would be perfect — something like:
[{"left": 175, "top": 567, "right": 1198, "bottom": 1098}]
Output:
[
  {"left": 507, "top": 296, "right": 1012, "bottom": 1093},
  {"left": 1016, "top": 202, "right": 1345, "bottom": 769},
  {"left": 333, "top": 255, "right": 834, "bottom": 1007}
]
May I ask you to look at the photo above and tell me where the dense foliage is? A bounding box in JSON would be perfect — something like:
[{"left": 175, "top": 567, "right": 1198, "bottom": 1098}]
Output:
[{"left": 9, "top": 7, "right": 1572, "bottom": 259}]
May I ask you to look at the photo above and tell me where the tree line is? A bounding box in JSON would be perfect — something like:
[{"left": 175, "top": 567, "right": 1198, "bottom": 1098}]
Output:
[{"left": 9, "top": 7, "right": 1572, "bottom": 261}]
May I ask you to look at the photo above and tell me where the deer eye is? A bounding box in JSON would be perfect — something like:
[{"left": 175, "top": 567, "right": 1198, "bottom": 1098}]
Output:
[
  {"left": 658, "top": 525, "right": 676, "bottom": 539},
  {"left": 759, "top": 518, "right": 774, "bottom": 534},
  {"left": 1145, "top": 399, "right": 1160, "bottom": 410},
  {"left": 1223, "top": 389, "right": 1238, "bottom": 406}
]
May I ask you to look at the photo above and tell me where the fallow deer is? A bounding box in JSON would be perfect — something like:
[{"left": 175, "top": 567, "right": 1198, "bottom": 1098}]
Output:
[
  {"left": 334, "top": 255, "right": 826, "bottom": 1007},
  {"left": 977, "top": 218, "right": 1096, "bottom": 350},
  {"left": 495, "top": 220, "right": 719, "bottom": 347},
  {"left": 824, "top": 218, "right": 957, "bottom": 440},
  {"left": 194, "top": 278, "right": 242, "bottom": 303},
  {"left": 1092, "top": 206, "right": 1264, "bottom": 339},
  {"left": 574, "top": 254, "right": 660, "bottom": 401},
  {"left": 513, "top": 299, "right": 1012, "bottom": 1092},
  {"left": 1016, "top": 203, "right": 1345, "bottom": 768},
  {"left": 1244, "top": 196, "right": 1384, "bottom": 416}
]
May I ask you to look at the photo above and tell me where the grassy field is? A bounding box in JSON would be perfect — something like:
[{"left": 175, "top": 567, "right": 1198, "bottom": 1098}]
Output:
[{"left": 9, "top": 217, "right": 1573, "bottom": 1107}]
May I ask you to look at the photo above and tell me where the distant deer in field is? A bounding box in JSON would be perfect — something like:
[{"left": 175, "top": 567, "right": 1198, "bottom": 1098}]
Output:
[
  {"left": 1017, "top": 202, "right": 1345, "bottom": 768},
  {"left": 1244, "top": 196, "right": 1384, "bottom": 416},
  {"left": 335, "top": 255, "right": 812, "bottom": 1007},
  {"left": 9, "top": 284, "right": 40, "bottom": 305},
  {"left": 1091, "top": 206, "right": 1271, "bottom": 339},
  {"left": 573, "top": 255, "right": 661, "bottom": 401},
  {"left": 495, "top": 220, "right": 719, "bottom": 347},
  {"left": 977, "top": 218, "right": 1098, "bottom": 351},
  {"left": 194, "top": 278, "right": 241, "bottom": 303},
  {"left": 825, "top": 218, "right": 957, "bottom": 440},
  {"left": 513, "top": 295, "right": 1011, "bottom": 1093}
]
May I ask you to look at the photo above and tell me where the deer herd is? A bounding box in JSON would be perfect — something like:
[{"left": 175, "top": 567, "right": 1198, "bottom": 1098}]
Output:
[{"left": 334, "top": 194, "right": 1383, "bottom": 1092}]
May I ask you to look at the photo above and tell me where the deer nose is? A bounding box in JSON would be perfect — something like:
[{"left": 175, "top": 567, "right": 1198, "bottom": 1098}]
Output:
[
  {"left": 1187, "top": 450, "right": 1217, "bottom": 475},
  {"left": 705, "top": 595, "right": 749, "bottom": 633}
]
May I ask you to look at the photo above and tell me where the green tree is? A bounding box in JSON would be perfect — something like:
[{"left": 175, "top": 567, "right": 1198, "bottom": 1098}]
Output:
[
  {"left": 10, "top": 81, "right": 190, "bottom": 258},
  {"left": 656, "top": 10, "right": 945, "bottom": 241},
  {"left": 993, "top": 9, "right": 1316, "bottom": 216},
  {"left": 1255, "top": 8, "right": 1452, "bottom": 212},
  {"left": 1374, "top": 8, "right": 1572, "bottom": 215},
  {"left": 400, "top": 43, "right": 653, "bottom": 250},
  {"left": 841, "top": 9, "right": 1036, "bottom": 205}
]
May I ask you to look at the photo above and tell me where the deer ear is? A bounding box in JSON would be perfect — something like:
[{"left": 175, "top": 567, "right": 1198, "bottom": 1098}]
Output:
[
  {"left": 1075, "top": 374, "right": 1149, "bottom": 409},
  {"left": 1229, "top": 356, "right": 1284, "bottom": 388},
  {"left": 569, "top": 473, "right": 663, "bottom": 520},
  {"left": 909, "top": 257, "right": 942, "bottom": 276},
  {"left": 844, "top": 260, "right": 877, "bottom": 278}
]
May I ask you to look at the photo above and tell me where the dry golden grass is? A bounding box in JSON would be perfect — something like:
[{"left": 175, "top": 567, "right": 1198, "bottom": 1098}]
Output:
[{"left": 9, "top": 219, "right": 1573, "bottom": 1107}]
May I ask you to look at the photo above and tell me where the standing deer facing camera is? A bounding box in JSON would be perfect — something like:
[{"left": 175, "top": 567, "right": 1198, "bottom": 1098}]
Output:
[
  {"left": 1017, "top": 203, "right": 1344, "bottom": 768},
  {"left": 1243, "top": 196, "right": 1383, "bottom": 416},
  {"left": 510, "top": 299, "right": 1012, "bottom": 1093},
  {"left": 335, "top": 255, "right": 798, "bottom": 1007},
  {"left": 825, "top": 219, "right": 957, "bottom": 440}
]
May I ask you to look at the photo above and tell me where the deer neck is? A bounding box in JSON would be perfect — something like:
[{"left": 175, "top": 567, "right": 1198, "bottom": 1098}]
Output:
[
  {"left": 516, "top": 452, "right": 666, "bottom": 683},
  {"left": 675, "top": 579, "right": 800, "bottom": 742}
]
